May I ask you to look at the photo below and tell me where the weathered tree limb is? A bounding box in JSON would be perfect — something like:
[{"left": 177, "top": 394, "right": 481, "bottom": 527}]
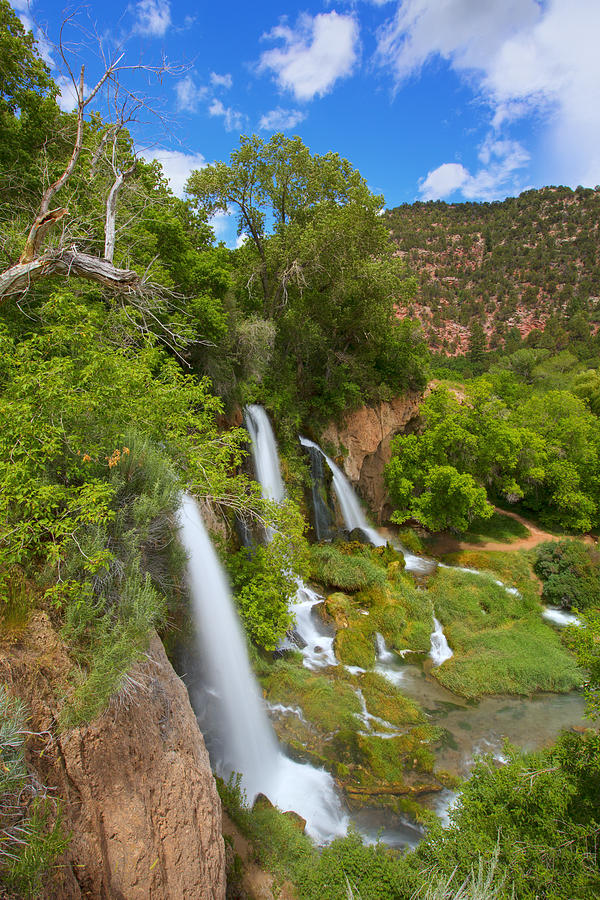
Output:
[{"left": 0, "top": 248, "right": 144, "bottom": 299}]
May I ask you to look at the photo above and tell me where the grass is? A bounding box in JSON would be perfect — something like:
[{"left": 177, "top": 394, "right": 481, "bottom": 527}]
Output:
[
  {"left": 428, "top": 565, "right": 582, "bottom": 698},
  {"left": 459, "top": 512, "right": 530, "bottom": 545},
  {"left": 261, "top": 658, "right": 361, "bottom": 732},
  {"left": 358, "top": 671, "right": 424, "bottom": 728},
  {"left": 309, "top": 543, "right": 387, "bottom": 592}
]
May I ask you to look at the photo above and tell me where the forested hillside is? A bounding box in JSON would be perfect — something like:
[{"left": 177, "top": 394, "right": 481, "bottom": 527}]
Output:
[{"left": 387, "top": 188, "right": 600, "bottom": 354}]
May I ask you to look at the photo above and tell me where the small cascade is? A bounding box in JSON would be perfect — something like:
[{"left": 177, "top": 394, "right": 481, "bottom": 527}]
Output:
[
  {"left": 301, "top": 440, "right": 335, "bottom": 541},
  {"left": 178, "top": 494, "right": 348, "bottom": 842},
  {"left": 429, "top": 617, "right": 453, "bottom": 666},
  {"left": 245, "top": 404, "right": 286, "bottom": 503},
  {"left": 375, "top": 632, "right": 396, "bottom": 663},
  {"left": 299, "top": 437, "right": 434, "bottom": 574},
  {"left": 542, "top": 606, "right": 581, "bottom": 627},
  {"left": 292, "top": 583, "right": 337, "bottom": 669}
]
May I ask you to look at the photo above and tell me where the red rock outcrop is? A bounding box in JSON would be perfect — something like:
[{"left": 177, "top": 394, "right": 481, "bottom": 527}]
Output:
[
  {"left": 320, "top": 391, "right": 423, "bottom": 522},
  {"left": 0, "top": 615, "right": 226, "bottom": 900}
]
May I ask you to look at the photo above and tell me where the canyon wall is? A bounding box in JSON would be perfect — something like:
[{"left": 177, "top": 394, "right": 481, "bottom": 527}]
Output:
[
  {"left": 0, "top": 615, "right": 226, "bottom": 899},
  {"left": 321, "top": 391, "right": 423, "bottom": 522}
]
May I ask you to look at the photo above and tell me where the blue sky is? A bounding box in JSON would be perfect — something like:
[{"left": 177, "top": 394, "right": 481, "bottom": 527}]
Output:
[{"left": 11, "top": 0, "right": 600, "bottom": 246}]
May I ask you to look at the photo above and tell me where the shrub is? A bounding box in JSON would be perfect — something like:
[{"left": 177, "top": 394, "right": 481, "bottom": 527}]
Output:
[{"left": 534, "top": 540, "right": 600, "bottom": 610}]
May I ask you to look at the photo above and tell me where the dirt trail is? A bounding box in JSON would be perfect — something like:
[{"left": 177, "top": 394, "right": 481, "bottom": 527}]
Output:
[{"left": 427, "top": 508, "right": 596, "bottom": 556}]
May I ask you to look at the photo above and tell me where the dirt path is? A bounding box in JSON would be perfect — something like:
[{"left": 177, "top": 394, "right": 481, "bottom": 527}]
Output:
[{"left": 427, "top": 508, "right": 596, "bottom": 556}]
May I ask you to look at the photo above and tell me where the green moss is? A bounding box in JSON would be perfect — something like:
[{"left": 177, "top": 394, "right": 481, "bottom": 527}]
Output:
[
  {"left": 309, "top": 543, "right": 387, "bottom": 591},
  {"left": 261, "top": 659, "right": 361, "bottom": 732},
  {"left": 334, "top": 626, "right": 376, "bottom": 668},
  {"left": 428, "top": 565, "right": 582, "bottom": 698},
  {"left": 359, "top": 671, "right": 424, "bottom": 728}
]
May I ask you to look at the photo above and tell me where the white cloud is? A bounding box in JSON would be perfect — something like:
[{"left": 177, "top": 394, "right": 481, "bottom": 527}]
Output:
[
  {"left": 235, "top": 233, "right": 249, "bottom": 249},
  {"left": 55, "top": 75, "right": 87, "bottom": 112},
  {"left": 144, "top": 149, "right": 206, "bottom": 197},
  {"left": 258, "top": 107, "right": 306, "bottom": 131},
  {"left": 209, "top": 99, "right": 244, "bottom": 132},
  {"left": 210, "top": 72, "right": 233, "bottom": 90},
  {"left": 259, "top": 12, "right": 359, "bottom": 101},
  {"left": 419, "top": 136, "right": 530, "bottom": 201},
  {"left": 377, "top": 0, "right": 600, "bottom": 188},
  {"left": 132, "top": 0, "right": 171, "bottom": 37},
  {"left": 175, "top": 76, "right": 208, "bottom": 113}
]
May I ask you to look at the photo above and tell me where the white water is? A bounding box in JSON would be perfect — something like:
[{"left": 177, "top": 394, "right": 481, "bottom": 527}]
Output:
[
  {"left": 178, "top": 494, "right": 348, "bottom": 842},
  {"left": 429, "top": 617, "right": 454, "bottom": 666},
  {"left": 245, "top": 404, "right": 286, "bottom": 503},
  {"left": 542, "top": 606, "right": 581, "bottom": 627},
  {"left": 293, "top": 582, "right": 337, "bottom": 669},
  {"left": 299, "top": 436, "right": 433, "bottom": 574}
]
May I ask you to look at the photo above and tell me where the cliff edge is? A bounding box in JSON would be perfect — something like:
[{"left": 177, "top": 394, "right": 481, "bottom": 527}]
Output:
[{"left": 0, "top": 614, "right": 226, "bottom": 899}]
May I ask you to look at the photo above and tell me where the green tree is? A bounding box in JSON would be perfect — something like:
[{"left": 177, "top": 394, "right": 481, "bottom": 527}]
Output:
[{"left": 187, "top": 133, "right": 426, "bottom": 422}]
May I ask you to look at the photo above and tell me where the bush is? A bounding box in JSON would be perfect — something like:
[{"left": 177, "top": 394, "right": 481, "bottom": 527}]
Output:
[{"left": 534, "top": 540, "right": 600, "bottom": 610}]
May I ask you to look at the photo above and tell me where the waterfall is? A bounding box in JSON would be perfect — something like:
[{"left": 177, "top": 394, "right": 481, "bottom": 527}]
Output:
[
  {"left": 178, "top": 493, "right": 348, "bottom": 842},
  {"left": 301, "top": 440, "right": 335, "bottom": 541},
  {"left": 299, "top": 437, "right": 384, "bottom": 546},
  {"left": 299, "top": 437, "right": 434, "bottom": 575},
  {"left": 429, "top": 617, "right": 453, "bottom": 666},
  {"left": 245, "top": 404, "right": 286, "bottom": 503}
]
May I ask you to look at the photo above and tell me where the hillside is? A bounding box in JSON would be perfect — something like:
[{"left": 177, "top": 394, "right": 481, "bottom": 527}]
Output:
[{"left": 387, "top": 186, "right": 600, "bottom": 354}]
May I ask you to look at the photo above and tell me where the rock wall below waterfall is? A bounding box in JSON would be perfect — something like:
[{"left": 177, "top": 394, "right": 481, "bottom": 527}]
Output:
[
  {"left": 320, "top": 391, "right": 423, "bottom": 523},
  {"left": 0, "top": 614, "right": 226, "bottom": 900}
]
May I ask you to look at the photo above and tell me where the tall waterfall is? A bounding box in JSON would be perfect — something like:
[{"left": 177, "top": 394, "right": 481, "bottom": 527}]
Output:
[
  {"left": 301, "top": 440, "right": 335, "bottom": 541},
  {"left": 245, "top": 405, "right": 286, "bottom": 503},
  {"left": 299, "top": 437, "right": 434, "bottom": 575},
  {"left": 178, "top": 493, "right": 348, "bottom": 841}
]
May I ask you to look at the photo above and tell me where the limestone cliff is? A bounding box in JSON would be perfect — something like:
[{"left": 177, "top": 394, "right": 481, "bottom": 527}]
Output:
[
  {"left": 0, "top": 614, "right": 226, "bottom": 900},
  {"left": 320, "top": 391, "right": 423, "bottom": 522}
]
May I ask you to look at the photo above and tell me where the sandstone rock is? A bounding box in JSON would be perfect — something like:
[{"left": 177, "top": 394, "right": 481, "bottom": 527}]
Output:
[
  {"left": 0, "top": 614, "right": 226, "bottom": 899},
  {"left": 320, "top": 392, "right": 423, "bottom": 523}
]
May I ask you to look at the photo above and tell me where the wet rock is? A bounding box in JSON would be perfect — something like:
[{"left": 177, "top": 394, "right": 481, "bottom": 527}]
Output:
[{"left": 283, "top": 810, "right": 307, "bottom": 833}]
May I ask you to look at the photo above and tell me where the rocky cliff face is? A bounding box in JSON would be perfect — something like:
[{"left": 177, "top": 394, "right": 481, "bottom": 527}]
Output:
[
  {"left": 320, "top": 391, "right": 422, "bottom": 522},
  {"left": 0, "top": 614, "right": 226, "bottom": 900}
]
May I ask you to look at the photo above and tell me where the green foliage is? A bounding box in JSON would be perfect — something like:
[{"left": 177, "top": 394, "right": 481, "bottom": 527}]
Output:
[
  {"left": 309, "top": 543, "right": 387, "bottom": 592},
  {"left": 386, "top": 382, "right": 600, "bottom": 534},
  {"left": 534, "top": 540, "right": 600, "bottom": 610},
  {"left": 567, "top": 608, "right": 600, "bottom": 718},
  {"left": 187, "top": 133, "right": 427, "bottom": 425},
  {"left": 0, "top": 687, "right": 68, "bottom": 897},
  {"left": 416, "top": 731, "right": 600, "bottom": 899},
  {"left": 428, "top": 566, "right": 581, "bottom": 697}
]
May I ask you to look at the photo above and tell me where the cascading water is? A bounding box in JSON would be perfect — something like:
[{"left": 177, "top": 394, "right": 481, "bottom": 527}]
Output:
[
  {"left": 301, "top": 440, "right": 335, "bottom": 541},
  {"left": 299, "top": 437, "right": 434, "bottom": 575},
  {"left": 244, "top": 407, "right": 338, "bottom": 666},
  {"left": 177, "top": 493, "right": 348, "bottom": 842},
  {"left": 245, "top": 404, "right": 286, "bottom": 503},
  {"left": 429, "top": 617, "right": 454, "bottom": 666}
]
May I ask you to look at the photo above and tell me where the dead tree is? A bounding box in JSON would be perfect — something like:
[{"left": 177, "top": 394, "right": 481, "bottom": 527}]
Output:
[{"left": 0, "top": 16, "right": 180, "bottom": 302}]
